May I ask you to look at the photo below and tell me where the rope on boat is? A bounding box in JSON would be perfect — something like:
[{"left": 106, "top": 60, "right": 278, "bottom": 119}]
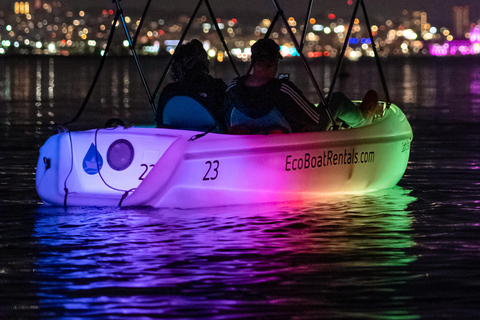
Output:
[
  {"left": 63, "top": 130, "right": 74, "bottom": 206},
  {"left": 93, "top": 128, "right": 136, "bottom": 206}
]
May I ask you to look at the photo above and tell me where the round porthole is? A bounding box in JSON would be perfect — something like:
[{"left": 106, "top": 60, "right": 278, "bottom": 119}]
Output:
[{"left": 107, "top": 139, "right": 134, "bottom": 171}]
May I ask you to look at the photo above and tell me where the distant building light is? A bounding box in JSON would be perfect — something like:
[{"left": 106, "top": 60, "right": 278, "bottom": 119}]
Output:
[
  {"left": 349, "top": 38, "right": 359, "bottom": 44},
  {"left": 334, "top": 25, "right": 345, "bottom": 33},
  {"left": 164, "top": 40, "right": 180, "bottom": 46},
  {"left": 144, "top": 41, "right": 160, "bottom": 54},
  {"left": 324, "top": 27, "right": 331, "bottom": 34},
  {"left": 231, "top": 48, "right": 242, "bottom": 56},
  {"left": 36, "top": 41, "right": 42, "bottom": 48},
  {"left": 123, "top": 40, "right": 129, "bottom": 47},
  {"left": 312, "top": 24, "right": 324, "bottom": 32}
]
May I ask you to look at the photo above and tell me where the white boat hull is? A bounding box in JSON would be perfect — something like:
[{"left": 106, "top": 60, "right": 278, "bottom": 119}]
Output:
[{"left": 36, "top": 104, "right": 412, "bottom": 208}]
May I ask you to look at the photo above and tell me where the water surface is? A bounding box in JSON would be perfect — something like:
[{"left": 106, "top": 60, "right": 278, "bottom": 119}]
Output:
[{"left": 1, "top": 55, "right": 480, "bottom": 319}]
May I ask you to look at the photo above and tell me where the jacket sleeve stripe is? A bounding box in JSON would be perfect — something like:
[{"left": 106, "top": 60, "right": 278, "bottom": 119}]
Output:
[{"left": 280, "top": 84, "right": 320, "bottom": 123}]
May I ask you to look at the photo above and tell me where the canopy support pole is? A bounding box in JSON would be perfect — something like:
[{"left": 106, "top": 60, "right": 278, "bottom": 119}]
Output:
[
  {"left": 133, "top": 0, "right": 153, "bottom": 46},
  {"left": 326, "top": 0, "right": 360, "bottom": 103},
  {"left": 204, "top": 0, "right": 240, "bottom": 77},
  {"left": 360, "top": 0, "right": 390, "bottom": 106},
  {"left": 152, "top": 0, "right": 204, "bottom": 100},
  {"left": 299, "top": 0, "right": 314, "bottom": 50},
  {"left": 113, "top": 0, "right": 157, "bottom": 117},
  {"left": 152, "top": 0, "right": 240, "bottom": 102},
  {"left": 327, "top": 0, "right": 390, "bottom": 107},
  {"left": 269, "top": 0, "right": 337, "bottom": 128},
  {"left": 62, "top": 10, "right": 121, "bottom": 126}
]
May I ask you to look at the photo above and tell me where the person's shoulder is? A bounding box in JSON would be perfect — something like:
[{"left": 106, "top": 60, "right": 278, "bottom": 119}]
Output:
[
  {"left": 159, "top": 82, "right": 181, "bottom": 96},
  {"left": 226, "top": 75, "right": 247, "bottom": 91},
  {"left": 212, "top": 77, "right": 227, "bottom": 89},
  {"left": 278, "top": 78, "right": 303, "bottom": 93}
]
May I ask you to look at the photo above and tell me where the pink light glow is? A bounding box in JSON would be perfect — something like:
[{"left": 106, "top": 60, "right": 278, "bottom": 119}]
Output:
[
  {"left": 470, "top": 26, "right": 480, "bottom": 43},
  {"left": 430, "top": 25, "right": 480, "bottom": 56},
  {"left": 430, "top": 44, "right": 448, "bottom": 56}
]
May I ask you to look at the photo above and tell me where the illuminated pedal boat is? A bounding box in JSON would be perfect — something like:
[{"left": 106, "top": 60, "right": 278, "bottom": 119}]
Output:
[{"left": 36, "top": 103, "right": 412, "bottom": 208}]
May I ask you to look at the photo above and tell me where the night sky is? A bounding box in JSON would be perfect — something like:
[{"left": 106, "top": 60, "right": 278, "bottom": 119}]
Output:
[
  {"left": 1, "top": 0, "right": 477, "bottom": 29},
  {"left": 67, "top": 0, "right": 479, "bottom": 28}
]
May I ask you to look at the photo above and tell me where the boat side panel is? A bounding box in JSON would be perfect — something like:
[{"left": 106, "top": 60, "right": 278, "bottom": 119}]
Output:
[
  {"left": 36, "top": 128, "right": 182, "bottom": 206},
  {"left": 143, "top": 105, "right": 412, "bottom": 208}
]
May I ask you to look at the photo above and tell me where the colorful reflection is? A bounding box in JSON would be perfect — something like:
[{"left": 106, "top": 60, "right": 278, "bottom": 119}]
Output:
[{"left": 32, "top": 187, "right": 418, "bottom": 318}]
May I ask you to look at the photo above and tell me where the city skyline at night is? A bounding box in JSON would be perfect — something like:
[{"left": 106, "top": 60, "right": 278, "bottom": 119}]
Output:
[{"left": 0, "top": 0, "right": 479, "bottom": 58}]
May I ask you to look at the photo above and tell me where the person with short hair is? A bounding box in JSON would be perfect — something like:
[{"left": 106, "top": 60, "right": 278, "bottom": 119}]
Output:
[{"left": 224, "top": 38, "right": 379, "bottom": 134}]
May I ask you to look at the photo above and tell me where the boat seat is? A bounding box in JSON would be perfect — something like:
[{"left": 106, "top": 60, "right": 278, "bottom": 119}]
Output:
[
  {"left": 163, "top": 96, "right": 218, "bottom": 132},
  {"left": 229, "top": 107, "right": 292, "bottom": 134}
]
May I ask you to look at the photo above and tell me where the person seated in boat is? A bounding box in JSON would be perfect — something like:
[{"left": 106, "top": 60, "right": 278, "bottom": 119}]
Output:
[
  {"left": 224, "top": 38, "right": 380, "bottom": 134},
  {"left": 156, "top": 39, "right": 227, "bottom": 132}
]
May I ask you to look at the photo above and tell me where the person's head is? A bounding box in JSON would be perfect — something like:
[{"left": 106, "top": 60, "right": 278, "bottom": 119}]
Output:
[
  {"left": 171, "top": 39, "right": 209, "bottom": 82},
  {"left": 250, "top": 38, "right": 282, "bottom": 77}
]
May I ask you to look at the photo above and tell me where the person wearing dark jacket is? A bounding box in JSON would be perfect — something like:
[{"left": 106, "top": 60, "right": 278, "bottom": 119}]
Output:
[
  {"left": 156, "top": 39, "right": 227, "bottom": 131},
  {"left": 224, "top": 38, "right": 379, "bottom": 134}
]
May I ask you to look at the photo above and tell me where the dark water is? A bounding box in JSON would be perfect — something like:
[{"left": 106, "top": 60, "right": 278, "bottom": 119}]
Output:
[{"left": 1, "top": 55, "right": 480, "bottom": 319}]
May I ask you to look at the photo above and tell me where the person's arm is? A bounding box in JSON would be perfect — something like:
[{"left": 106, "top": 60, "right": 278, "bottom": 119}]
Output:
[{"left": 278, "top": 80, "right": 320, "bottom": 131}]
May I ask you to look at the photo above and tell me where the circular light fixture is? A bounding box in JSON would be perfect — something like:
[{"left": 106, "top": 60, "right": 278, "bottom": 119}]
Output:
[{"left": 107, "top": 139, "right": 134, "bottom": 171}]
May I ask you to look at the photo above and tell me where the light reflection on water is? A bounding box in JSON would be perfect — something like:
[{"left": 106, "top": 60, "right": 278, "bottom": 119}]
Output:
[
  {"left": 2, "top": 56, "right": 480, "bottom": 132},
  {"left": 30, "top": 187, "right": 417, "bottom": 319}
]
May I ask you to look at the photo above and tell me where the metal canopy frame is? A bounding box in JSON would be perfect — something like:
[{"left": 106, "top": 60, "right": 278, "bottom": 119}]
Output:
[
  {"left": 63, "top": 0, "right": 156, "bottom": 126},
  {"left": 327, "top": 0, "right": 391, "bottom": 107},
  {"left": 263, "top": 0, "right": 337, "bottom": 128},
  {"left": 64, "top": 0, "right": 391, "bottom": 128},
  {"left": 151, "top": 0, "right": 241, "bottom": 111}
]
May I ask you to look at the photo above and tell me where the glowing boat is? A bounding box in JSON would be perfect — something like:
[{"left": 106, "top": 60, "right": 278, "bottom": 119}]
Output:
[
  {"left": 35, "top": 102, "right": 412, "bottom": 208},
  {"left": 35, "top": 0, "right": 413, "bottom": 208}
]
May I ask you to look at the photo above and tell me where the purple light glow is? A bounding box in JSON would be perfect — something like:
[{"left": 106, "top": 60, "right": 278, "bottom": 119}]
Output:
[
  {"left": 430, "top": 25, "right": 480, "bottom": 56},
  {"left": 470, "top": 26, "right": 480, "bottom": 43}
]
